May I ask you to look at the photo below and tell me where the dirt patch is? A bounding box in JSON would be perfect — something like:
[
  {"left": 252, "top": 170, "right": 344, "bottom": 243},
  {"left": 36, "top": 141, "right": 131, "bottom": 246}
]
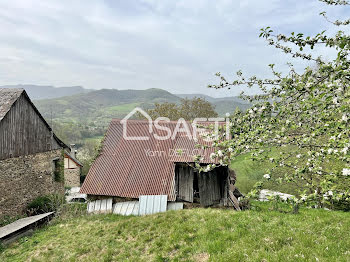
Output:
[{"left": 193, "top": 252, "right": 210, "bottom": 262}]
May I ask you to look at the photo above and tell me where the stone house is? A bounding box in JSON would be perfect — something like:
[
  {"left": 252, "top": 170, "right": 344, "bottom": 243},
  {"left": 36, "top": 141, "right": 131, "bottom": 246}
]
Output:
[
  {"left": 0, "top": 88, "right": 77, "bottom": 219},
  {"left": 64, "top": 146, "right": 83, "bottom": 187}
]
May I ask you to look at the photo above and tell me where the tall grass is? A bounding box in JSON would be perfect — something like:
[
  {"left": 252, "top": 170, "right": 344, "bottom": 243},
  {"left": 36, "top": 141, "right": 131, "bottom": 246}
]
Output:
[{"left": 1, "top": 203, "right": 349, "bottom": 261}]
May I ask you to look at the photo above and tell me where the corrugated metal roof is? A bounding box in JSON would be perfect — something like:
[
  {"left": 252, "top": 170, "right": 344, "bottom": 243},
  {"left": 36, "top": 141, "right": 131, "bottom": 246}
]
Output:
[{"left": 80, "top": 119, "right": 222, "bottom": 200}]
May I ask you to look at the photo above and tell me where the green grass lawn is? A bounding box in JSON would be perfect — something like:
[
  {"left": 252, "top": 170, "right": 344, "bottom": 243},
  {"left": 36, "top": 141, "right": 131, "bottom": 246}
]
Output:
[
  {"left": 1, "top": 204, "right": 350, "bottom": 262},
  {"left": 85, "top": 136, "right": 104, "bottom": 144},
  {"left": 230, "top": 148, "right": 298, "bottom": 195},
  {"left": 231, "top": 146, "right": 347, "bottom": 196}
]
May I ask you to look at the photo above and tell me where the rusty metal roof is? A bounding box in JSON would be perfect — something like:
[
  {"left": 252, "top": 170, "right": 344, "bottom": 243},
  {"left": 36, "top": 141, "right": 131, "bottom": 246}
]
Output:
[{"left": 80, "top": 119, "right": 221, "bottom": 200}]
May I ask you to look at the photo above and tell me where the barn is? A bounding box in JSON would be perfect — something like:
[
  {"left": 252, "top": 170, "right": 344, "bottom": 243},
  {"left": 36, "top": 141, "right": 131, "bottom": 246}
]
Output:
[
  {"left": 80, "top": 119, "right": 241, "bottom": 209},
  {"left": 0, "top": 88, "right": 80, "bottom": 218}
]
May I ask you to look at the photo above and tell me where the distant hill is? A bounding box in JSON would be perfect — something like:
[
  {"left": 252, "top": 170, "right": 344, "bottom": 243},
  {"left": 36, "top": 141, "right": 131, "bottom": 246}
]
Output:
[
  {"left": 0, "top": 85, "right": 252, "bottom": 119},
  {"left": 177, "top": 93, "right": 252, "bottom": 116},
  {"left": 33, "top": 88, "right": 251, "bottom": 127},
  {"left": 34, "top": 88, "right": 182, "bottom": 126},
  {"left": 0, "top": 84, "right": 92, "bottom": 100}
]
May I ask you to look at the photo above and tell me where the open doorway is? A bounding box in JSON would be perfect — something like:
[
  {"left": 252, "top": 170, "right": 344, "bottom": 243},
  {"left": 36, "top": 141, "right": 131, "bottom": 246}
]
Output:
[{"left": 175, "top": 163, "right": 228, "bottom": 206}]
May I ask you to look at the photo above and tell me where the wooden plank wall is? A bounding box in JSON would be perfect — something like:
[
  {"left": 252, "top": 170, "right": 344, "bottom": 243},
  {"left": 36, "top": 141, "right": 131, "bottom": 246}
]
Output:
[
  {"left": 176, "top": 164, "right": 194, "bottom": 202},
  {"left": 0, "top": 94, "right": 60, "bottom": 160},
  {"left": 175, "top": 164, "right": 228, "bottom": 206},
  {"left": 198, "top": 170, "right": 222, "bottom": 207}
]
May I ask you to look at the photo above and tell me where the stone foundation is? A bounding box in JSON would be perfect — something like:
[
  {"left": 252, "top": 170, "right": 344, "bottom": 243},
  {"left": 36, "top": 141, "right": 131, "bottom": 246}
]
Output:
[
  {"left": 64, "top": 168, "right": 81, "bottom": 187},
  {"left": 0, "top": 149, "right": 64, "bottom": 219}
]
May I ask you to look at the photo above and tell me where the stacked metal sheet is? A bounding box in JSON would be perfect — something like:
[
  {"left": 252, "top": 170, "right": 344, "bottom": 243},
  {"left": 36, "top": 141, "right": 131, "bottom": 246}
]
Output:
[{"left": 87, "top": 195, "right": 183, "bottom": 216}]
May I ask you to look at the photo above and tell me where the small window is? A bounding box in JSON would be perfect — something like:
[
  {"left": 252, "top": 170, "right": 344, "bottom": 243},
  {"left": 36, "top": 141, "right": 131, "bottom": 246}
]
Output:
[
  {"left": 52, "top": 158, "right": 60, "bottom": 173},
  {"left": 52, "top": 157, "right": 63, "bottom": 182}
]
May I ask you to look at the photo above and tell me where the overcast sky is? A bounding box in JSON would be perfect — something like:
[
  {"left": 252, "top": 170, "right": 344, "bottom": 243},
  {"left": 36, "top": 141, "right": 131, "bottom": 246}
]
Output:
[{"left": 0, "top": 0, "right": 349, "bottom": 97}]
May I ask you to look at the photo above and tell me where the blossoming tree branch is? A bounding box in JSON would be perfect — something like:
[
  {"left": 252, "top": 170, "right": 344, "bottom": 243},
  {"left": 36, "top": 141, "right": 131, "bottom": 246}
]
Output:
[{"left": 199, "top": 0, "right": 350, "bottom": 210}]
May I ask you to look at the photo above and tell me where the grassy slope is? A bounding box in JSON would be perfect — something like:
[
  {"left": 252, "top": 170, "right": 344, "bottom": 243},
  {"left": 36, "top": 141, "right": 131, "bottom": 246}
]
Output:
[
  {"left": 34, "top": 88, "right": 182, "bottom": 126},
  {"left": 231, "top": 146, "right": 348, "bottom": 196},
  {"left": 1, "top": 205, "right": 350, "bottom": 262},
  {"left": 230, "top": 148, "right": 296, "bottom": 195}
]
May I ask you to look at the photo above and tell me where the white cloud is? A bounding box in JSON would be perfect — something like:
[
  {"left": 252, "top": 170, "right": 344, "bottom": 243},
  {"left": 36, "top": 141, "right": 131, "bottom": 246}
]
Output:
[{"left": 0, "top": 0, "right": 348, "bottom": 97}]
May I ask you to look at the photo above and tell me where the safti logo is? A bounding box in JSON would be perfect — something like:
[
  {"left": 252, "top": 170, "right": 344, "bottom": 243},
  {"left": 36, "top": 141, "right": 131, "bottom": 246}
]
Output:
[{"left": 120, "top": 107, "right": 231, "bottom": 141}]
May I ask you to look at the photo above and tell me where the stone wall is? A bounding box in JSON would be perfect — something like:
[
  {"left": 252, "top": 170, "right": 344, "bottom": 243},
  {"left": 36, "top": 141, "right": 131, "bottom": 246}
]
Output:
[
  {"left": 0, "top": 149, "right": 64, "bottom": 219},
  {"left": 64, "top": 168, "right": 81, "bottom": 187}
]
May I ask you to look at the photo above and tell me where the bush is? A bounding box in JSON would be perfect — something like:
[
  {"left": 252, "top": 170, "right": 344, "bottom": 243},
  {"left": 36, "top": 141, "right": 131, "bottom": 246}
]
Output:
[
  {"left": 26, "top": 194, "right": 65, "bottom": 216},
  {"left": 333, "top": 198, "right": 350, "bottom": 212}
]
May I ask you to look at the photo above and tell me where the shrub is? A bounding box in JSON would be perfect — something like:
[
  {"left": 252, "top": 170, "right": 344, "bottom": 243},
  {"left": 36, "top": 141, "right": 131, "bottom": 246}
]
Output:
[
  {"left": 333, "top": 198, "right": 350, "bottom": 212},
  {"left": 26, "top": 194, "right": 65, "bottom": 216}
]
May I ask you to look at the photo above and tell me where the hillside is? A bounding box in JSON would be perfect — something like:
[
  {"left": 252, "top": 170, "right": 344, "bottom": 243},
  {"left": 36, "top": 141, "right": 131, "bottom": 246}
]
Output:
[
  {"left": 0, "top": 85, "right": 91, "bottom": 100},
  {"left": 34, "top": 88, "right": 182, "bottom": 127},
  {"left": 33, "top": 88, "right": 250, "bottom": 127},
  {"left": 1, "top": 205, "right": 349, "bottom": 261}
]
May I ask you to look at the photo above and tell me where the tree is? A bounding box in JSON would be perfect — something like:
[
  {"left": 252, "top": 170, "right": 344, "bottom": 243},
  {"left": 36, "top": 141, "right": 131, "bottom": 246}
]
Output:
[
  {"left": 76, "top": 139, "right": 102, "bottom": 182},
  {"left": 201, "top": 0, "right": 350, "bottom": 210},
  {"left": 143, "top": 97, "right": 218, "bottom": 120}
]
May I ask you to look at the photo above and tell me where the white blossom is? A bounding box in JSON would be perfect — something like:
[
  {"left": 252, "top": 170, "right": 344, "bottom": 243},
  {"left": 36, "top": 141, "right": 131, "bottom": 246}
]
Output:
[
  {"left": 341, "top": 147, "right": 348, "bottom": 155},
  {"left": 263, "top": 174, "right": 271, "bottom": 179},
  {"left": 342, "top": 168, "right": 350, "bottom": 176},
  {"left": 323, "top": 190, "right": 333, "bottom": 199}
]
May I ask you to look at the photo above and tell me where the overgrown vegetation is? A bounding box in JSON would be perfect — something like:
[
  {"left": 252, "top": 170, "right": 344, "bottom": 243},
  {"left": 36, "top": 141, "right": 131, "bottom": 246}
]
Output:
[
  {"left": 1, "top": 203, "right": 349, "bottom": 261},
  {"left": 139, "top": 97, "right": 219, "bottom": 120},
  {"left": 26, "top": 194, "right": 65, "bottom": 216}
]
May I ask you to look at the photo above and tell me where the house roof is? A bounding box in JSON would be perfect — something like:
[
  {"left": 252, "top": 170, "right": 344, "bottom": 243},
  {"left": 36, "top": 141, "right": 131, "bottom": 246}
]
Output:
[
  {"left": 64, "top": 151, "right": 83, "bottom": 167},
  {"left": 0, "top": 88, "right": 69, "bottom": 150},
  {"left": 0, "top": 88, "right": 23, "bottom": 121},
  {"left": 80, "top": 119, "right": 222, "bottom": 200}
]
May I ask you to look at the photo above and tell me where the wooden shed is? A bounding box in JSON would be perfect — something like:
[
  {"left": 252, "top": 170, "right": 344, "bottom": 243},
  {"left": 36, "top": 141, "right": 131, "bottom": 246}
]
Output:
[{"left": 81, "top": 119, "right": 241, "bottom": 209}]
